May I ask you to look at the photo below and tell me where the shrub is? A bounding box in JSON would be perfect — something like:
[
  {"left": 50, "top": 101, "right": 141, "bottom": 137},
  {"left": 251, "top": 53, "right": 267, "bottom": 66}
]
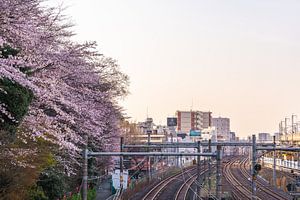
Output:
[
  {"left": 28, "top": 186, "right": 48, "bottom": 200},
  {"left": 0, "top": 78, "right": 33, "bottom": 140},
  {"left": 37, "top": 167, "right": 68, "bottom": 200}
]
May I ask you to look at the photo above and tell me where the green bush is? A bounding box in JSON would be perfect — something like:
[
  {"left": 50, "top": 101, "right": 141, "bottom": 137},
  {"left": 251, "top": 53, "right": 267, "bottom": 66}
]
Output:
[
  {"left": 66, "top": 189, "right": 96, "bottom": 200},
  {"left": 0, "top": 78, "right": 33, "bottom": 139},
  {"left": 87, "top": 188, "right": 96, "bottom": 200},
  {"left": 28, "top": 186, "right": 48, "bottom": 200},
  {"left": 0, "top": 44, "right": 33, "bottom": 141},
  {"left": 0, "top": 45, "right": 20, "bottom": 58},
  {"left": 67, "top": 193, "right": 81, "bottom": 200},
  {"left": 37, "top": 167, "right": 68, "bottom": 200}
]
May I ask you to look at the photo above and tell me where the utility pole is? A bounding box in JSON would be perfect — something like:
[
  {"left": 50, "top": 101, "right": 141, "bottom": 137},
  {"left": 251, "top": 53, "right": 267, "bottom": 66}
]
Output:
[
  {"left": 208, "top": 139, "right": 212, "bottom": 198},
  {"left": 216, "top": 145, "right": 222, "bottom": 199},
  {"left": 82, "top": 135, "right": 88, "bottom": 200},
  {"left": 170, "top": 133, "right": 173, "bottom": 166},
  {"left": 147, "top": 131, "right": 151, "bottom": 182},
  {"left": 251, "top": 135, "right": 257, "bottom": 200},
  {"left": 197, "top": 141, "right": 201, "bottom": 199},
  {"left": 249, "top": 146, "right": 252, "bottom": 175},
  {"left": 171, "top": 132, "right": 173, "bottom": 166},
  {"left": 248, "top": 136, "right": 252, "bottom": 175},
  {"left": 297, "top": 152, "right": 300, "bottom": 170},
  {"left": 120, "top": 137, "right": 124, "bottom": 189},
  {"left": 273, "top": 136, "right": 277, "bottom": 188},
  {"left": 176, "top": 132, "right": 179, "bottom": 167}
]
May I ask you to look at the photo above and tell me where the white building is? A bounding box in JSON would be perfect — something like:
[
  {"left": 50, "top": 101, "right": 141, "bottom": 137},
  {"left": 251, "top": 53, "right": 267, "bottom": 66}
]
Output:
[
  {"left": 273, "top": 132, "right": 280, "bottom": 141},
  {"left": 212, "top": 117, "right": 230, "bottom": 141},
  {"left": 230, "top": 132, "right": 236, "bottom": 141},
  {"left": 258, "top": 133, "right": 271, "bottom": 142}
]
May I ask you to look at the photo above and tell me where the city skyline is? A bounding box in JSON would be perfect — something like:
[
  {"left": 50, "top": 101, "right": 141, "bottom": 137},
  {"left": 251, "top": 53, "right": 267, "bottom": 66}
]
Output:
[{"left": 47, "top": 0, "right": 300, "bottom": 137}]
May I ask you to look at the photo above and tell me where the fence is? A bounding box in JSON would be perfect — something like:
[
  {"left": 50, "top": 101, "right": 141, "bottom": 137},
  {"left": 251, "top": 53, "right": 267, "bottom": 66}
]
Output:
[{"left": 263, "top": 157, "right": 300, "bottom": 170}]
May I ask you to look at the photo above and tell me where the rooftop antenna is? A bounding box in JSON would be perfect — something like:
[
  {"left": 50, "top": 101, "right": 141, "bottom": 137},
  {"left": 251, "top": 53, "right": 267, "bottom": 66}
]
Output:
[{"left": 191, "top": 98, "right": 194, "bottom": 111}]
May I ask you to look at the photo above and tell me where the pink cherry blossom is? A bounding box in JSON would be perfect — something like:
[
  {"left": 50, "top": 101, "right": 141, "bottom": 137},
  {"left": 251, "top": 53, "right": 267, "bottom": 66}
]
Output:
[{"left": 0, "top": 0, "right": 128, "bottom": 173}]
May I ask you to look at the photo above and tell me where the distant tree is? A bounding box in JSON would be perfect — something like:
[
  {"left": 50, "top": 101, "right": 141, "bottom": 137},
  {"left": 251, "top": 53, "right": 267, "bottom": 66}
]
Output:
[{"left": 121, "top": 121, "right": 143, "bottom": 144}]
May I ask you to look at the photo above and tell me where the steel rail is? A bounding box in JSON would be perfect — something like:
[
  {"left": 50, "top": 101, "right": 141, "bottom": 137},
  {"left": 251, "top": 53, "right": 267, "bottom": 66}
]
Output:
[
  {"left": 239, "top": 157, "right": 292, "bottom": 200},
  {"left": 223, "top": 157, "right": 253, "bottom": 200},
  {"left": 141, "top": 166, "right": 197, "bottom": 200},
  {"left": 175, "top": 168, "right": 211, "bottom": 200}
]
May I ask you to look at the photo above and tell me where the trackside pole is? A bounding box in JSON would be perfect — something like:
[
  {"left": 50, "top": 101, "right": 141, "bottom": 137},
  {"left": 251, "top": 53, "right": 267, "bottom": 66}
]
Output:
[
  {"left": 82, "top": 135, "right": 88, "bottom": 200},
  {"left": 148, "top": 131, "right": 151, "bottom": 182},
  {"left": 120, "top": 137, "right": 124, "bottom": 189},
  {"left": 249, "top": 143, "right": 252, "bottom": 175},
  {"left": 252, "top": 135, "right": 257, "bottom": 200},
  {"left": 208, "top": 139, "right": 212, "bottom": 198},
  {"left": 216, "top": 145, "right": 222, "bottom": 199},
  {"left": 296, "top": 153, "right": 300, "bottom": 199},
  {"left": 197, "top": 141, "right": 201, "bottom": 199},
  {"left": 273, "top": 136, "right": 277, "bottom": 188}
]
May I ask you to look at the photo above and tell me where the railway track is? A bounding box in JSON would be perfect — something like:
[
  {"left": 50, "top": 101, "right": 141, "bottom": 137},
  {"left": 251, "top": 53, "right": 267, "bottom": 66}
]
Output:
[
  {"left": 174, "top": 173, "right": 198, "bottom": 200},
  {"left": 223, "top": 156, "right": 292, "bottom": 200},
  {"left": 174, "top": 169, "right": 212, "bottom": 200},
  {"left": 223, "top": 157, "right": 251, "bottom": 199},
  {"left": 141, "top": 156, "right": 293, "bottom": 200},
  {"left": 142, "top": 165, "right": 208, "bottom": 200},
  {"left": 240, "top": 157, "right": 292, "bottom": 200}
]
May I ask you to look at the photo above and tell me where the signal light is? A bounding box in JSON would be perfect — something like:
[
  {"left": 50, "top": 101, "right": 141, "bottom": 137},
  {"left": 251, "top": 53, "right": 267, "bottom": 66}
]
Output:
[
  {"left": 254, "top": 163, "right": 262, "bottom": 175},
  {"left": 254, "top": 163, "right": 261, "bottom": 171},
  {"left": 192, "top": 159, "right": 196, "bottom": 165}
]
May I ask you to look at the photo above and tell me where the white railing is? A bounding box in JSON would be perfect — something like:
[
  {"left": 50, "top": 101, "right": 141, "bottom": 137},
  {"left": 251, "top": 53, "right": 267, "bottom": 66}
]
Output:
[{"left": 263, "top": 157, "right": 300, "bottom": 170}]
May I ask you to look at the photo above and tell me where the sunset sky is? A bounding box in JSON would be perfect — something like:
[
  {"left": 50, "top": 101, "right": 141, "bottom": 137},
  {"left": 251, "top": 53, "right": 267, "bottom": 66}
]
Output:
[{"left": 48, "top": 0, "right": 300, "bottom": 137}]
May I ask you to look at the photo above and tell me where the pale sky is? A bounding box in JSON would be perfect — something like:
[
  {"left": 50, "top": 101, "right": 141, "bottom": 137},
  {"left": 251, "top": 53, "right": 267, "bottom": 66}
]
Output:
[{"left": 48, "top": 0, "right": 300, "bottom": 137}]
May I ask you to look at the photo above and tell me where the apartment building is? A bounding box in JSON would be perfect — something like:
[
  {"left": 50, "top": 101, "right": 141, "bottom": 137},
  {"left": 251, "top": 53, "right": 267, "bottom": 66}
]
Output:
[{"left": 176, "top": 110, "right": 212, "bottom": 133}]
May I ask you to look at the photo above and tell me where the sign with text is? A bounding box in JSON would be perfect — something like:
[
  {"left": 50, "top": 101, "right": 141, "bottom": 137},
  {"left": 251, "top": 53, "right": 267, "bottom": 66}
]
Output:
[{"left": 167, "top": 117, "right": 177, "bottom": 127}]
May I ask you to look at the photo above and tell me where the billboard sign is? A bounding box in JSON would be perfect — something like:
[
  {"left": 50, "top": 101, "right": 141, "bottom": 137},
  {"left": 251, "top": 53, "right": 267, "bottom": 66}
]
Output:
[{"left": 167, "top": 117, "right": 177, "bottom": 127}]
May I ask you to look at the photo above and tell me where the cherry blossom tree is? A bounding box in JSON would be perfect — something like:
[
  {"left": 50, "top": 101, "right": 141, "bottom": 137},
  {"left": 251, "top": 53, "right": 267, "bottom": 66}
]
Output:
[{"left": 0, "top": 0, "right": 128, "bottom": 174}]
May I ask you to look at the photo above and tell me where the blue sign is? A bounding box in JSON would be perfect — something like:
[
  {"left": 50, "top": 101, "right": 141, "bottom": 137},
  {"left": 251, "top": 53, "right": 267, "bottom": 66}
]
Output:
[{"left": 190, "top": 130, "right": 201, "bottom": 136}]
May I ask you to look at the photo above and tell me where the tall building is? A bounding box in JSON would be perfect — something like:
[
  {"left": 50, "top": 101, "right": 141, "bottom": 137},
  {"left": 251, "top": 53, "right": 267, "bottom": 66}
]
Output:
[
  {"left": 273, "top": 132, "right": 280, "bottom": 141},
  {"left": 176, "top": 110, "right": 212, "bottom": 133},
  {"left": 212, "top": 117, "right": 230, "bottom": 141},
  {"left": 230, "top": 132, "right": 236, "bottom": 141},
  {"left": 258, "top": 133, "right": 271, "bottom": 142}
]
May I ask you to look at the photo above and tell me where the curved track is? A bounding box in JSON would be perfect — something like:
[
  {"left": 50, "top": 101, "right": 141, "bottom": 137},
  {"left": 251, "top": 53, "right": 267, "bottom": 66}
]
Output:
[
  {"left": 142, "top": 166, "right": 208, "bottom": 200},
  {"left": 223, "top": 157, "right": 251, "bottom": 199},
  {"left": 141, "top": 166, "right": 196, "bottom": 200},
  {"left": 224, "top": 156, "right": 292, "bottom": 200},
  {"left": 174, "top": 173, "right": 197, "bottom": 200}
]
